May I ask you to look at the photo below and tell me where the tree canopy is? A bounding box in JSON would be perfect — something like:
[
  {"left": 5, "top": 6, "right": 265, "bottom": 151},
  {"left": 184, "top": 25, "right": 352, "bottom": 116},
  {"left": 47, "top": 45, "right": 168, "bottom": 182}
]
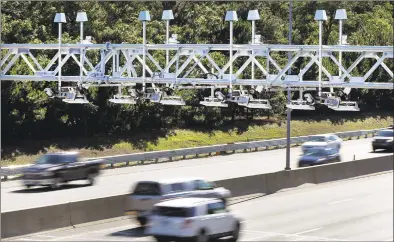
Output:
[{"left": 1, "top": 1, "right": 393, "bottom": 145}]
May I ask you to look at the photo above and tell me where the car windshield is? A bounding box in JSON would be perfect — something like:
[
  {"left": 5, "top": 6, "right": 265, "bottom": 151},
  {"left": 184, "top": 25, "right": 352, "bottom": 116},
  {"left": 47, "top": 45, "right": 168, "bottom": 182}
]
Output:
[
  {"left": 304, "top": 149, "right": 327, "bottom": 156},
  {"left": 154, "top": 206, "right": 194, "bottom": 217},
  {"left": 377, "top": 130, "right": 393, "bottom": 137},
  {"left": 133, "top": 182, "right": 161, "bottom": 196},
  {"left": 35, "top": 154, "right": 73, "bottom": 165},
  {"left": 310, "top": 136, "right": 326, "bottom": 142}
]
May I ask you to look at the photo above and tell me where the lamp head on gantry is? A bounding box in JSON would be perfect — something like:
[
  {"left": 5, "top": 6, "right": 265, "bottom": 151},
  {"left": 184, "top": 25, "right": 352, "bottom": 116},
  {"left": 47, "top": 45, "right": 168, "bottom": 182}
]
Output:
[
  {"left": 162, "top": 10, "right": 174, "bottom": 21},
  {"left": 138, "top": 10, "right": 151, "bottom": 21},
  {"left": 335, "top": 9, "right": 347, "bottom": 20},
  {"left": 247, "top": 10, "right": 260, "bottom": 21},
  {"left": 314, "top": 10, "right": 327, "bottom": 21},
  {"left": 76, "top": 12, "right": 88, "bottom": 22},
  {"left": 54, "top": 13, "right": 66, "bottom": 23}
]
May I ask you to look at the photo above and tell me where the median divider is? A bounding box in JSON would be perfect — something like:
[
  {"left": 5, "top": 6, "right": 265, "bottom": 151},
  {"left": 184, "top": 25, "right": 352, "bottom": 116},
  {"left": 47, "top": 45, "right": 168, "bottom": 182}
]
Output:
[
  {"left": 2, "top": 154, "right": 393, "bottom": 239},
  {"left": 69, "top": 194, "right": 126, "bottom": 225},
  {"left": 1, "top": 203, "right": 72, "bottom": 239}
]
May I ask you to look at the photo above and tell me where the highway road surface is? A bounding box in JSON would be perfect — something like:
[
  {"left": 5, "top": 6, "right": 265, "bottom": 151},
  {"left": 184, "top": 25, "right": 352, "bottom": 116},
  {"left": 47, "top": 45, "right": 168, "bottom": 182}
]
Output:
[
  {"left": 5, "top": 171, "right": 393, "bottom": 241},
  {"left": 1, "top": 137, "right": 391, "bottom": 212}
]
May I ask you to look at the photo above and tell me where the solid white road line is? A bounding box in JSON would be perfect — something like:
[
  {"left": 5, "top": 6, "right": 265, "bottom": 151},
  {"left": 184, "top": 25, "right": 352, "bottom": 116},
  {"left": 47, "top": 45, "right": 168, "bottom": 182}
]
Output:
[
  {"left": 293, "top": 227, "right": 323, "bottom": 235},
  {"left": 328, "top": 198, "right": 354, "bottom": 205}
]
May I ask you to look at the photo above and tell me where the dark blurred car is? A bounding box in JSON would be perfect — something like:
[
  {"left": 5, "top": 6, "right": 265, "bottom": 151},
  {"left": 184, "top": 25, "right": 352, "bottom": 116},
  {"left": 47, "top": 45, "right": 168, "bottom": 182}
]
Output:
[
  {"left": 21, "top": 152, "right": 104, "bottom": 189},
  {"left": 298, "top": 148, "right": 341, "bottom": 167},
  {"left": 372, "top": 129, "right": 394, "bottom": 152}
]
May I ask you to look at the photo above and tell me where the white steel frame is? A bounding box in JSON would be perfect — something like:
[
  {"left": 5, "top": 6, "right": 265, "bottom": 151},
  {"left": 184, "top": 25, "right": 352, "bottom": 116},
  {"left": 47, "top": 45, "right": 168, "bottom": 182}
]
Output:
[{"left": 0, "top": 43, "right": 393, "bottom": 90}]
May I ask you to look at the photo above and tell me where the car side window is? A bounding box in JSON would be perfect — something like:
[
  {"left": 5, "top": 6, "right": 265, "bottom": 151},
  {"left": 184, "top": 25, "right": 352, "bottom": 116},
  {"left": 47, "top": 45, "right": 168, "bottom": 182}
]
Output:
[
  {"left": 170, "top": 183, "right": 184, "bottom": 193},
  {"left": 59, "top": 155, "right": 77, "bottom": 164},
  {"left": 195, "top": 180, "right": 216, "bottom": 190},
  {"left": 207, "top": 202, "right": 226, "bottom": 215},
  {"left": 328, "top": 136, "right": 335, "bottom": 141}
]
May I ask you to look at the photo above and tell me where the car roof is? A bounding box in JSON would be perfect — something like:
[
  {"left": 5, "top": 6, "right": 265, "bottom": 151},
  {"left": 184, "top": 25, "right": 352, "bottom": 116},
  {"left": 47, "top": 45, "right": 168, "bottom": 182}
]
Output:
[
  {"left": 155, "top": 197, "right": 222, "bottom": 208},
  {"left": 137, "top": 177, "right": 205, "bottom": 185},
  {"left": 310, "top": 134, "right": 333, "bottom": 137},
  {"left": 377, "top": 129, "right": 394, "bottom": 133},
  {"left": 45, "top": 151, "right": 79, "bottom": 155}
]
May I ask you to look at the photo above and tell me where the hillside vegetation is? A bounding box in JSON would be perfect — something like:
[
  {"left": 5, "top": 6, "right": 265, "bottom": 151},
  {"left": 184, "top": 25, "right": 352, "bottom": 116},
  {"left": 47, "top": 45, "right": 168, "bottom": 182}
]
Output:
[{"left": 1, "top": 1, "right": 393, "bottom": 164}]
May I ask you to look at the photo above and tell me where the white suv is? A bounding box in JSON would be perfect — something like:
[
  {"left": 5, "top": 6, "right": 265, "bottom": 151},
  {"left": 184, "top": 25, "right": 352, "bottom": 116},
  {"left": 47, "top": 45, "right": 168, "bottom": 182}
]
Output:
[
  {"left": 124, "top": 178, "right": 231, "bottom": 227},
  {"left": 146, "top": 197, "right": 241, "bottom": 242}
]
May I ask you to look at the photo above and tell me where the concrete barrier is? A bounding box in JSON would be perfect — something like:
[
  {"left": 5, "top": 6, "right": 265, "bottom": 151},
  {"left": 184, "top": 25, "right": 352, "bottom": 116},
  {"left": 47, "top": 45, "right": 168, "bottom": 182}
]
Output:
[
  {"left": 2, "top": 154, "right": 392, "bottom": 239},
  {"left": 1, "top": 204, "right": 71, "bottom": 238},
  {"left": 215, "top": 174, "right": 267, "bottom": 197},
  {"left": 70, "top": 195, "right": 126, "bottom": 225}
]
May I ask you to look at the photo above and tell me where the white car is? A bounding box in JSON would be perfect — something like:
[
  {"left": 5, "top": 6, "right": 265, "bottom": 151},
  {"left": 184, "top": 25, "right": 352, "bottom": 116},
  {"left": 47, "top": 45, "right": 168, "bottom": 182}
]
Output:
[
  {"left": 146, "top": 197, "right": 241, "bottom": 242},
  {"left": 301, "top": 134, "right": 342, "bottom": 153},
  {"left": 124, "top": 178, "right": 231, "bottom": 227}
]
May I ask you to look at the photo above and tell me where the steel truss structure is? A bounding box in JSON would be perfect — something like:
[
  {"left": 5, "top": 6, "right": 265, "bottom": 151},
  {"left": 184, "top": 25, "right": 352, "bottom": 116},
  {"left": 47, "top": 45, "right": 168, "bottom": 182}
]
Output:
[{"left": 1, "top": 43, "right": 393, "bottom": 90}]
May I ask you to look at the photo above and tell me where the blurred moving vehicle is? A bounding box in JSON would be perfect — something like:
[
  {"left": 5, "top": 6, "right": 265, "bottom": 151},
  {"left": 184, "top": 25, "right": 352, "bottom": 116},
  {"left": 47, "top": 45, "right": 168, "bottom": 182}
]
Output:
[
  {"left": 146, "top": 197, "right": 241, "bottom": 242},
  {"left": 298, "top": 148, "right": 341, "bottom": 167},
  {"left": 301, "top": 134, "right": 342, "bottom": 153},
  {"left": 372, "top": 129, "right": 394, "bottom": 152},
  {"left": 21, "top": 152, "right": 103, "bottom": 189},
  {"left": 124, "top": 178, "right": 231, "bottom": 227}
]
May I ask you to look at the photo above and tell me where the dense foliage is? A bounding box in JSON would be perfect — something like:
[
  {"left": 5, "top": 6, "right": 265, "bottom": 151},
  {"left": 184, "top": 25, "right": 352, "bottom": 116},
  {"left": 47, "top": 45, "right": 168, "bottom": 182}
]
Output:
[{"left": 1, "top": 1, "right": 393, "bottom": 145}]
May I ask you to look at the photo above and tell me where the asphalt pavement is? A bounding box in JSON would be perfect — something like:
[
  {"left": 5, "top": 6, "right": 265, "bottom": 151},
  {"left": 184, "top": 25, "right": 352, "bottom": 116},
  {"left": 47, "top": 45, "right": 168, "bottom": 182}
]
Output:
[
  {"left": 5, "top": 171, "right": 393, "bottom": 241},
  {"left": 1, "top": 137, "right": 391, "bottom": 212}
]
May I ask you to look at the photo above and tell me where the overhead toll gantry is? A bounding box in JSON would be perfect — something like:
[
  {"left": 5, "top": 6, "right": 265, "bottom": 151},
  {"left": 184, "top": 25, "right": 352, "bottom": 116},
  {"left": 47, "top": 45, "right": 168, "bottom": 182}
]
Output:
[{"left": 1, "top": 9, "right": 393, "bottom": 111}]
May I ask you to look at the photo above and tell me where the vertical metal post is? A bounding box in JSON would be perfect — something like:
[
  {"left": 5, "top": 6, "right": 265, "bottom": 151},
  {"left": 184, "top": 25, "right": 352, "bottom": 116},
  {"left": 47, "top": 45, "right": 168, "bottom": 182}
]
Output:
[
  {"left": 285, "top": 0, "right": 293, "bottom": 171},
  {"left": 318, "top": 20, "right": 323, "bottom": 97},
  {"left": 288, "top": 0, "right": 292, "bottom": 76},
  {"left": 142, "top": 21, "right": 146, "bottom": 91},
  {"left": 251, "top": 20, "right": 255, "bottom": 80},
  {"left": 100, "top": 49, "right": 105, "bottom": 76},
  {"left": 58, "top": 23, "right": 62, "bottom": 92},
  {"left": 285, "top": 88, "right": 291, "bottom": 170},
  {"left": 116, "top": 50, "right": 119, "bottom": 72},
  {"left": 338, "top": 19, "right": 343, "bottom": 77},
  {"left": 229, "top": 21, "right": 233, "bottom": 92},
  {"left": 166, "top": 20, "right": 170, "bottom": 68},
  {"left": 112, "top": 49, "right": 116, "bottom": 75},
  {"left": 79, "top": 22, "right": 83, "bottom": 86}
]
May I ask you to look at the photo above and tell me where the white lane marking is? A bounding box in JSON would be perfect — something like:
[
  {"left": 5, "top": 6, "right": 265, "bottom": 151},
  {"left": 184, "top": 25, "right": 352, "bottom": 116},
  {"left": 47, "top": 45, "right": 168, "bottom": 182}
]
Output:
[
  {"left": 18, "top": 239, "right": 37, "bottom": 241},
  {"left": 329, "top": 198, "right": 354, "bottom": 205},
  {"left": 293, "top": 227, "right": 323, "bottom": 235}
]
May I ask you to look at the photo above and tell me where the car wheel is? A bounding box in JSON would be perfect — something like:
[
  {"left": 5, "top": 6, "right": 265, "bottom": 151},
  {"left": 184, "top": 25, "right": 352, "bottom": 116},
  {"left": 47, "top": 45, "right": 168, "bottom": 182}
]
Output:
[
  {"left": 50, "top": 177, "right": 62, "bottom": 190},
  {"left": 87, "top": 172, "right": 96, "bottom": 186},
  {"left": 137, "top": 216, "right": 148, "bottom": 227},
  {"left": 154, "top": 236, "right": 169, "bottom": 242},
  {"left": 229, "top": 221, "right": 241, "bottom": 242},
  {"left": 195, "top": 230, "right": 208, "bottom": 242}
]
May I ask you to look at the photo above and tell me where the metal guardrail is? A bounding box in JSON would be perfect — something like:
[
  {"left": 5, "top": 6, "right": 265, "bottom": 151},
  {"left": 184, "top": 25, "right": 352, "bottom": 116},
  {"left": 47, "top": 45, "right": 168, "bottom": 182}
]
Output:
[{"left": 0, "top": 128, "right": 383, "bottom": 179}]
